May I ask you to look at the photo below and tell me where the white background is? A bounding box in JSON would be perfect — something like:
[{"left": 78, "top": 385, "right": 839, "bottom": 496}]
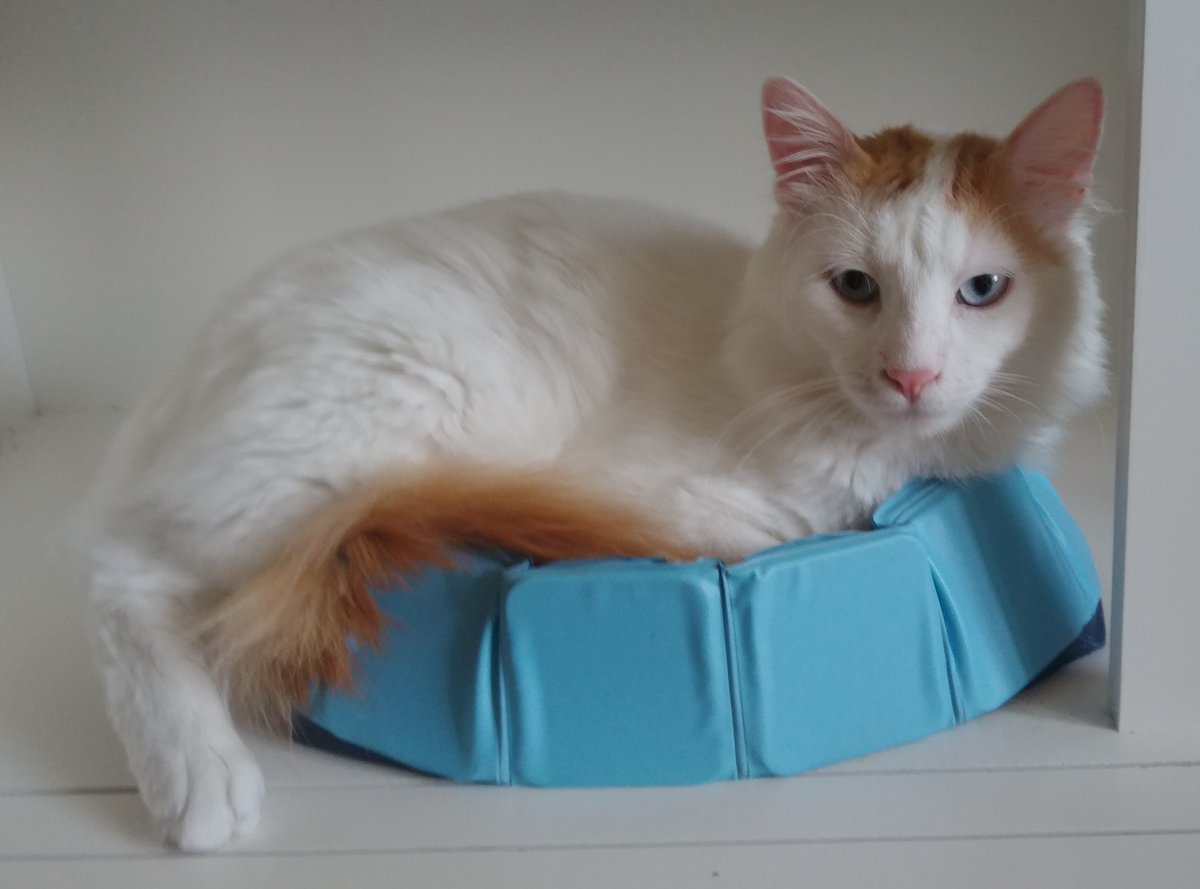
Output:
[
  {"left": 1109, "top": 0, "right": 1200, "bottom": 732},
  {"left": 8, "top": 3, "right": 1200, "bottom": 882},
  {"left": 0, "top": 0, "right": 1130, "bottom": 416}
]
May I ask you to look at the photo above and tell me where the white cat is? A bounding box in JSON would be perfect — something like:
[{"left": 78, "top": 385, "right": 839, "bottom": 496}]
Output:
[{"left": 80, "top": 77, "right": 1106, "bottom": 850}]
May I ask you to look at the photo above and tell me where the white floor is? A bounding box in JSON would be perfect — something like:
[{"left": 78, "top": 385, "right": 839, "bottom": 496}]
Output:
[{"left": 2, "top": 407, "right": 1199, "bottom": 888}]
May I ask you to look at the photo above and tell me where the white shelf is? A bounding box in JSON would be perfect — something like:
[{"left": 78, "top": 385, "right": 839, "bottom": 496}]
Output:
[{"left": 2, "top": 408, "right": 1198, "bottom": 884}]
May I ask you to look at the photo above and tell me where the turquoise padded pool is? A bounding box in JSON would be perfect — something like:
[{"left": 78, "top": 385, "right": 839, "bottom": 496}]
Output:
[{"left": 295, "top": 467, "right": 1103, "bottom": 786}]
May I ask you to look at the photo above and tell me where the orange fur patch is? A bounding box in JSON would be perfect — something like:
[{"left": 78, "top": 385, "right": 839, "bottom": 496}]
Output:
[
  {"left": 197, "top": 464, "right": 698, "bottom": 719},
  {"left": 946, "top": 132, "right": 1065, "bottom": 264},
  {"left": 849, "top": 126, "right": 936, "bottom": 198}
]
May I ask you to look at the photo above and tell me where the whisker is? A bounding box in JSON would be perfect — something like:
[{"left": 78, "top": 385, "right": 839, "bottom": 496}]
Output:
[
  {"left": 976, "top": 394, "right": 1027, "bottom": 428},
  {"left": 987, "top": 385, "right": 1039, "bottom": 412},
  {"left": 704, "top": 377, "right": 841, "bottom": 471},
  {"left": 730, "top": 386, "right": 847, "bottom": 475}
]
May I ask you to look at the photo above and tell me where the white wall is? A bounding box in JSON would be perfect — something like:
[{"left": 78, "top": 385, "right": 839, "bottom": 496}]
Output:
[
  {"left": 0, "top": 0, "right": 1130, "bottom": 411},
  {"left": 1109, "top": 0, "right": 1200, "bottom": 733},
  {"left": 0, "top": 259, "right": 35, "bottom": 425}
]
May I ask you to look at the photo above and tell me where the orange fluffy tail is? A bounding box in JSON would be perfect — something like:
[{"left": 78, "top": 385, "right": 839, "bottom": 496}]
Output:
[{"left": 198, "top": 464, "right": 695, "bottom": 718}]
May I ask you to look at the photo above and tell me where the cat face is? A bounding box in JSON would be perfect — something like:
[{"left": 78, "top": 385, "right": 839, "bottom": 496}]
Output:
[
  {"left": 779, "top": 152, "right": 1037, "bottom": 437},
  {"left": 754, "top": 78, "right": 1104, "bottom": 443}
]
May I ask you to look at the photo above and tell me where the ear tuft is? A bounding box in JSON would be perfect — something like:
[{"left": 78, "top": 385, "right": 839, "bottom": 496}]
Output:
[
  {"left": 1004, "top": 78, "right": 1104, "bottom": 229},
  {"left": 761, "top": 77, "right": 857, "bottom": 208}
]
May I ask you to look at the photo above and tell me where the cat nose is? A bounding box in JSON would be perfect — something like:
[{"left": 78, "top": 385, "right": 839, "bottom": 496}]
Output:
[{"left": 884, "top": 366, "right": 940, "bottom": 403}]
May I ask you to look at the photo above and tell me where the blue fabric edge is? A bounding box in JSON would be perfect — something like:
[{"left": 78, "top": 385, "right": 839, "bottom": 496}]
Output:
[
  {"left": 1031, "top": 600, "right": 1106, "bottom": 685},
  {"left": 293, "top": 469, "right": 1106, "bottom": 784},
  {"left": 717, "top": 567, "right": 749, "bottom": 780},
  {"left": 291, "top": 601, "right": 1107, "bottom": 772}
]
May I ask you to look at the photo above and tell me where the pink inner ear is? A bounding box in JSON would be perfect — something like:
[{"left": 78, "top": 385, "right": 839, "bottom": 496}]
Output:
[
  {"left": 761, "top": 77, "right": 855, "bottom": 204},
  {"left": 1004, "top": 78, "right": 1104, "bottom": 228}
]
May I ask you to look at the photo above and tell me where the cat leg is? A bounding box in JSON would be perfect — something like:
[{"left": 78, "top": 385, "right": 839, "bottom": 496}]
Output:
[
  {"left": 87, "top": 541, "right": 264, "bottom": 851},
  {"left": 663, "top": 475, "right": 815, "bottom": 560}
]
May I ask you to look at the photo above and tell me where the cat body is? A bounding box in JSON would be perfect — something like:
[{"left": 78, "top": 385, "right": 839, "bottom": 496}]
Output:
[{"left": 80, "top": 79, "right": 1106, "bottom": 850}]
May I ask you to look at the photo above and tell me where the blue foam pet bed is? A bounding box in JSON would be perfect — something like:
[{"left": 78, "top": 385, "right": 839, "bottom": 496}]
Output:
[{"left": 294, "top": 467, "right": 1104, "bottom": 785}]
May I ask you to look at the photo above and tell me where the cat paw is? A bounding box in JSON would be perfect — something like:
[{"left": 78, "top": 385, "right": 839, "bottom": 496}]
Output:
[
  {"left": 140, "top": 737, "right": 265, "bottom": 852},
  {"left": 172, "top": 740, "right": 264, "bottom": 851}
]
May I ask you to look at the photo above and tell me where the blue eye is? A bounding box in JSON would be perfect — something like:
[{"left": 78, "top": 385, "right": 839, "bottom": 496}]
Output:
[
  {"left": 830, "top": 269, "right": 880, "bottom": 304},
  {"left": 957, "top": 273, "right": 1011, "bottom": 307}
]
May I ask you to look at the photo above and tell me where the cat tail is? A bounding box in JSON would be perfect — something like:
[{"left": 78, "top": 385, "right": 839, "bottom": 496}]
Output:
[{"left": 196, "top": 463, "right": 694, "bottom": 720}]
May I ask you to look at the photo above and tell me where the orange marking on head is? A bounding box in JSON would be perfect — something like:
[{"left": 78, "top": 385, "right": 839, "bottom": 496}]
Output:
[
  {"left": 848, "top": 126, "right": 937, "bottom": 198},
  {"left": 946, "top": 132, "right": 1065, "bottom": 264}
]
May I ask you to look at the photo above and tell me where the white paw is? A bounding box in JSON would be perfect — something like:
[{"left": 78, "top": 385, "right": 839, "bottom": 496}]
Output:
[{"left": 138, "top": 736, "right": 265, "bottom": 852}]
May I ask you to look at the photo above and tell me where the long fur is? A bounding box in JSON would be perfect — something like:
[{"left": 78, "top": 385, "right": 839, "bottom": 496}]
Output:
[
  {"left": 80, "top": 77, "right": 1109, "bottom": 850},
  {"left": 200, "top": 463, "right": 697, "bottom": 717}
]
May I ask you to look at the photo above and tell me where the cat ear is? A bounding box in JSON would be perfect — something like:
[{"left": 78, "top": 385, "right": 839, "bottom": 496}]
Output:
[
  {"left": 1003, "top": 78, "right": 1104, "bottom": 230},
  {"left": 762, "top": 77, "right": 857, "bottom": 208}
]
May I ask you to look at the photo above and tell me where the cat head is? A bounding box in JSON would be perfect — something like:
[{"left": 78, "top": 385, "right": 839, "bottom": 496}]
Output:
[{"left": 737, "top": 76, "right": 1107, "bottom": 471}]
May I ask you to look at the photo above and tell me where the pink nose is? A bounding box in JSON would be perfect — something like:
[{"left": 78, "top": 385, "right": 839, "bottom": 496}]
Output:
[{"left": 885, "top": 366, "right": 940, "bottom": 403}]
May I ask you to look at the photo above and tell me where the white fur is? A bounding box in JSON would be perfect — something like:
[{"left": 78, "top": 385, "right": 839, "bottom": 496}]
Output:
[{"left": 80, "top": 168, "right": 1104, "bottom": 848}]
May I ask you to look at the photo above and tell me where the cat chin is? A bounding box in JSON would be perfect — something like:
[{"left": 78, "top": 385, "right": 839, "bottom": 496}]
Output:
[
  {"left": 854, "top": 396, "right": 965, "bottom": 440},
  {"left": 905, "top": 411, "right": 967, "bottom": 439}
]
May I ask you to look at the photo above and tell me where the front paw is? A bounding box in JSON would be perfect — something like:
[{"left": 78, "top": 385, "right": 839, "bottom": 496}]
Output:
[{"left": 136, "top": 733, "right": 265, "bottom": 852}]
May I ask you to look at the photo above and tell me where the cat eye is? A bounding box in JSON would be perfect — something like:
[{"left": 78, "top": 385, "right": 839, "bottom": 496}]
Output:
[
  {"left": 957, "top": 273, "right": 1011, "bottom": 308},
  {"left": 830, "top": 269, "right": 880, "bottom": 304}
]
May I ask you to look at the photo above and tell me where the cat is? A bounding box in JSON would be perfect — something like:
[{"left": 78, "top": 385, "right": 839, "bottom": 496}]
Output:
[{"left": 79, "top": 76, "right": 1106, "bottom": 850}]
